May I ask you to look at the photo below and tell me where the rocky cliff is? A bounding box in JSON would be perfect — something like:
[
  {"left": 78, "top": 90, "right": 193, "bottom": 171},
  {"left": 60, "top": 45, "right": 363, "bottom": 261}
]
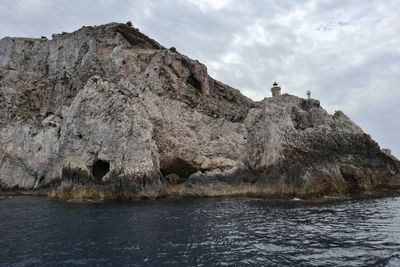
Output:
[{"left": 1, "top": 22, "right": 399, "bottom": 200}]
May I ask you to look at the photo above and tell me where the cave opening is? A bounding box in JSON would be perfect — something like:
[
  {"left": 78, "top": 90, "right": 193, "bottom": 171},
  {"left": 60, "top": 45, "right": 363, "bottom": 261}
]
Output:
[
  {"left": 186, "top": 74, "right": 202, "bottom": 92},
  {"left": 160, "top": 158, "right": 197, "bottom": 180},
  {"left": 92, "top": 159, "right": 110, "bottom": 180}
]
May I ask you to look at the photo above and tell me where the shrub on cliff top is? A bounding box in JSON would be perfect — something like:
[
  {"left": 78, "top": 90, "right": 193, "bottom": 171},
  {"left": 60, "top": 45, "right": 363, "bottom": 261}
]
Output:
[{"left": 60, "top": 71, "right": 71, "bottom": 85}]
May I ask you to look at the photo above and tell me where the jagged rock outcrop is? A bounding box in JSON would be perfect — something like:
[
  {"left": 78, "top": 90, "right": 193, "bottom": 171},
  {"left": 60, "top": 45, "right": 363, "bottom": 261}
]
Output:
[
  {"left": 1, "top": 22, "right": 399, "bottom": 200},
  {"left": 241, "top": 95, "right": 400, "bottom": 195}
]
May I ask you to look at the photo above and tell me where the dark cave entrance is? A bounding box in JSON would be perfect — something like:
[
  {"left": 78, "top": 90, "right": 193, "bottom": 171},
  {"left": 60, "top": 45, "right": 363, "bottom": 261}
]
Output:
[
  {"left": 160, "top": 158, "right": 197, "bottom": 181},
  {"left": 92, "top": 159, "right": 110, "bottom": 180},
  {"left": 186, "top": 74, "right": 202, "bottom": 92}
]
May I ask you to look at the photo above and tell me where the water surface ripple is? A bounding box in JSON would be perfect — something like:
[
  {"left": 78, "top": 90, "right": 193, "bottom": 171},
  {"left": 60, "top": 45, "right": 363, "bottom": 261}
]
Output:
[{"left": 1, "top": 196, "right": 400, "bottom": 266}]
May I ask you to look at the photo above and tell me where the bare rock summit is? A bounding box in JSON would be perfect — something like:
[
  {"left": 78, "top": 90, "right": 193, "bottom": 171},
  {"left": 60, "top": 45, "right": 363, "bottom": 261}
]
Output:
[{"left": 0, "top": 22, "right": 399, "bottom": 200}]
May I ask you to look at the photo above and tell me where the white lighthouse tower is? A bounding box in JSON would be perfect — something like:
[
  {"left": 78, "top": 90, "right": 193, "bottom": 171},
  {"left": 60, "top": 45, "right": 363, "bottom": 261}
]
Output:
[{"left": 271, "top": 82, "right": 281, "bottom": 97}]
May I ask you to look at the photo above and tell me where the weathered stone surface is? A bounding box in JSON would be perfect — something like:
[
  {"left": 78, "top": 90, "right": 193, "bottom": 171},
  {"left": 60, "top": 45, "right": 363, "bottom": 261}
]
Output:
[
  {"left": 1, "top": 22, "right": 399, "bottom": 200},
  {"left": 237, "top": 95, "right": 400, "bottom": 196}
]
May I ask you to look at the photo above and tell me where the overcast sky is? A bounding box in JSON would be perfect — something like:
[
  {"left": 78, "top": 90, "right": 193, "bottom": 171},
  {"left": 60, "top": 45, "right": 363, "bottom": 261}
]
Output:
[{"left": 1, "top": 0, "right": 399, "bottom": 157}]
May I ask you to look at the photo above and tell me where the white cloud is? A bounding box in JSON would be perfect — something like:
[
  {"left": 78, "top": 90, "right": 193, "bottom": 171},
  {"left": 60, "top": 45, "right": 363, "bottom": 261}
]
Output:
[{"left": 188, "top": 0, "right": 231, "bottom": 11}]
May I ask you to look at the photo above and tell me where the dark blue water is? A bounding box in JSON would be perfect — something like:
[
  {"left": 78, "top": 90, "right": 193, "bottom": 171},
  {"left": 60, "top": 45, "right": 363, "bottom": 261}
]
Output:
[{"left": 1, "top": 196, "right": 400, "bottom": 267}]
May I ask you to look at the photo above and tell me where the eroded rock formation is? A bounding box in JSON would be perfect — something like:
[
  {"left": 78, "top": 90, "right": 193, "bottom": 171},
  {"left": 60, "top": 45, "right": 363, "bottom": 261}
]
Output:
[{"left": 0, "top": 22, "right": 399, "bottom": 200}]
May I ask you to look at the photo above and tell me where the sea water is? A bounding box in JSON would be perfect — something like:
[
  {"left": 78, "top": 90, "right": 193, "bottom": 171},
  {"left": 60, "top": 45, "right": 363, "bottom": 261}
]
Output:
[{"left": 1, "top": 196, "right": 400, "bottom": 266}]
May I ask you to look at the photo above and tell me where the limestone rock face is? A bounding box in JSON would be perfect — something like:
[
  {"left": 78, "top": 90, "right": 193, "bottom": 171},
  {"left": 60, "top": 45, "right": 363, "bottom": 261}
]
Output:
[
  {"left": 0, "top": 22, "right": 399, "bottom": 199},
  {"left": 0, "top": 23, "right": 255, "bottom": 199},
  {"left": 50, "top": 78, "right": 162, "bottom": 198},
  {"left": 240, "top": 95, "right": 400, "bottom": 195}
]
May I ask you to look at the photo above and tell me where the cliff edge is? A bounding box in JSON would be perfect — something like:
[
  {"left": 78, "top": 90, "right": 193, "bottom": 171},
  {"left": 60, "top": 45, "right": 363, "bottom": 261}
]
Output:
[{"left": 1, "top": 22, "right": 399, "bottom": 200}]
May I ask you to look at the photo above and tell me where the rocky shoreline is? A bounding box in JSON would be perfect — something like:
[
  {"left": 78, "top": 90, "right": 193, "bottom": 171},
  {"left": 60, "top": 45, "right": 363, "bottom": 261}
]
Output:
[
  {"left": 1, "top": 187, "right": 400, "bottom": 204},
  {"left": 1, "top": 22, "right": 399, "bottom": 201}
]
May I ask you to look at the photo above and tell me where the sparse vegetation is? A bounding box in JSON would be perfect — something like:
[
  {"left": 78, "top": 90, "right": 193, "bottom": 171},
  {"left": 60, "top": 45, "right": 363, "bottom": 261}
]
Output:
[
  {"left": 91, "top": 77, "right": 99, "bottom": 84},
  {"left": 169, "top": 47, "right": 177, "bottom": 53},
  {"left": 60, "top": 71, "right": 71, "bottom": 85},
  {"left": 126, "top": 21, "right": 133, "bottom": 27}
]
